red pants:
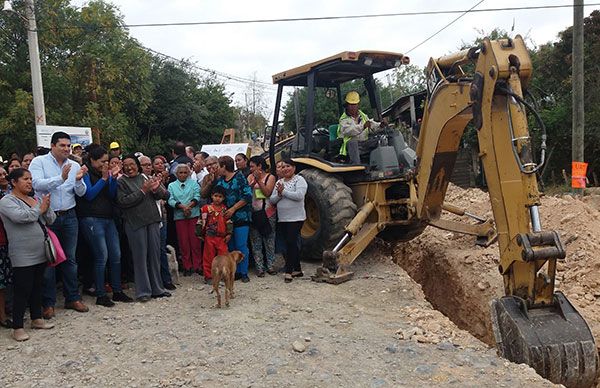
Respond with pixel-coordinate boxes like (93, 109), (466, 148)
(175, 218), (203, 271)
(203, 235), (229, 279)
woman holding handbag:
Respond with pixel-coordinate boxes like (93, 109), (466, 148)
(0, 168), (56, 341)
(247, 156), (277, 276)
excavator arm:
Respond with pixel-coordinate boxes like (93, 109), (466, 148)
(416, 36), (598, 387)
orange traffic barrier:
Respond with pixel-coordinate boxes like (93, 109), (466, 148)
(571, 161), (588, 189)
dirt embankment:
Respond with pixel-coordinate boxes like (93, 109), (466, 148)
(394, 183), (600, 350)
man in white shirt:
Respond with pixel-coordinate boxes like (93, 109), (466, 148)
(29, 131), (89, 318)
(193, 151), (209, 186)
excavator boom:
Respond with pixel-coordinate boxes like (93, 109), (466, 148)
(416, 36), (598, 387)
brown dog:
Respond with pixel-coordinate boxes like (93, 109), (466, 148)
(212, 250), (244, 308)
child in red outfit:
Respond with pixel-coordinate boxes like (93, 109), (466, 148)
(198, 186), (232, 284)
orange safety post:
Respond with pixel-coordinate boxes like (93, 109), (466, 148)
(571, 161), (588, 189)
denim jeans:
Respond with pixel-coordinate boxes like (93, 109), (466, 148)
(43, 209), (81, 307)
(159, 223), (172, 285)
(79, 217), (122, 297)
(228, 225), (250, 276)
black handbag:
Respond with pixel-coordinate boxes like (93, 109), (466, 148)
(252, 199), (272, 237)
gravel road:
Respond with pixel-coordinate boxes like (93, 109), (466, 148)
(0, 246), (553, 387)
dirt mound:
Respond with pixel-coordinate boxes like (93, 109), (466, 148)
(394, 183), (600, 349)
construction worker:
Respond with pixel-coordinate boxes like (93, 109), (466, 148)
(70, 143), (83, 165)
(71, 143), (83, 157)
(337, 91), (385, 164)
(109, 141), (121, 159)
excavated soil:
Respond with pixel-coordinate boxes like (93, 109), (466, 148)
(394, 183), (600, 352)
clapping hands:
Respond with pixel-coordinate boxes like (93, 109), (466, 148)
(101, 164), (109, 180)
(76, 165), (88, 181)
(40, 194), (51, 214)
(110, 164), (121, 177)
(141, 176), (161, 194)
(61, 164), (72, 181)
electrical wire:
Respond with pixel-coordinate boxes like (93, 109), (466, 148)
(145, 47), (275, 88)
(405, 0), (485, 54)
(50, 3), (599, 30)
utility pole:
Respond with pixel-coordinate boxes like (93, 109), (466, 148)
(572, 0), (585, 193)
(24, 0), (46, 125)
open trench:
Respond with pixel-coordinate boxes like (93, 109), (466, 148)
(392, 238), (502, 346)
(392, 238), (600, 388)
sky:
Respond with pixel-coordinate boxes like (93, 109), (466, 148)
(68, 0), (598, 112)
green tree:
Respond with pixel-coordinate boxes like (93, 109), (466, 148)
(142, 59), (235, 155)
(531, 10), (600, 182)
(0, 0), (236, 159)
(0, 0), (152, 154)
(380, 64), (426, 108)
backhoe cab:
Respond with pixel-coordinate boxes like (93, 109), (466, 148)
(269, 51), (415, 177)
(269, 38), (598, 387)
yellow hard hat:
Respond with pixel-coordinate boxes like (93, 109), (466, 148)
(71, 143), (82, 149)
(109, 141), (120, 150)
(345, 91), (360, 104)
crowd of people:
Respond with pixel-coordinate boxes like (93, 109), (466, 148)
(0, 132), (308, 342)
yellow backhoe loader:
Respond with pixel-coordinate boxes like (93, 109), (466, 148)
(267, 37), (598, 387)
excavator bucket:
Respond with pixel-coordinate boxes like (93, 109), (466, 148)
(311, 251), (355, 284)
(491, 292), (598, 387)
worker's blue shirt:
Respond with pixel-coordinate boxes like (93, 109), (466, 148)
(29, 153), (87, 211)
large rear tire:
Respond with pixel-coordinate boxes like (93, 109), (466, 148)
(299, 169), (357, 259)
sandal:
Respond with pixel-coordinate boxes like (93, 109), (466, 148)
(284, 274), (293, 283)
(0, 318), (13, 329)
(266, 269), (278, 275)
(291, 271), (304, 278)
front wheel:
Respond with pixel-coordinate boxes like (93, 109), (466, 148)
(299, 169), (357, 259)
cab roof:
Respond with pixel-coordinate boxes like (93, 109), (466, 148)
(272, 50), (408, 87)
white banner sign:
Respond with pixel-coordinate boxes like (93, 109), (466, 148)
(36, 125), (93, 148)
(200, 143), (249, 159)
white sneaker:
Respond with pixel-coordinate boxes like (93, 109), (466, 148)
(31, 319), (55, 330)
(12, 328), (30, 341)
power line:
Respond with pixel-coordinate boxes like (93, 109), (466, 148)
(61, 3), (599, 30)
(144, 47), (275, 89)
(405, 0), (486, 54)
